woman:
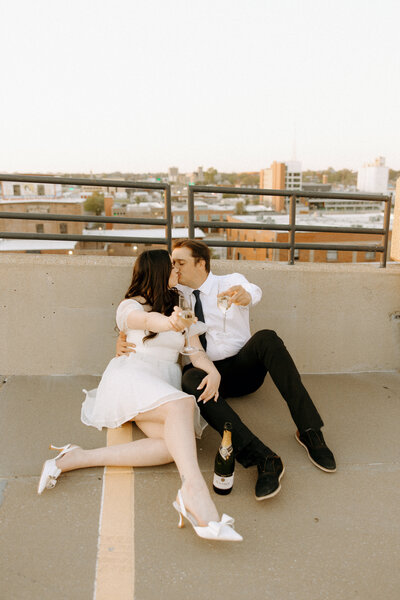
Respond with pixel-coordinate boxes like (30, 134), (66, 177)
(38, 249), (242, 542)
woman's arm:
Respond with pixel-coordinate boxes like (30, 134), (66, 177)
(126, 306), (185, 333)
(188, 335), (221, 403)
(116, 304), (188, 356)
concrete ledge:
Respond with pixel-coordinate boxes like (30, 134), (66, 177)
(1, 254), (399, 375)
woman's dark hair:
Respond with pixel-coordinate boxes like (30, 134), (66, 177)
(124, 249), (179, 341)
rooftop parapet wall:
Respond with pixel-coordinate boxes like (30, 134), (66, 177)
(390, 177), (400, 261)
(0, 255), (399, 376)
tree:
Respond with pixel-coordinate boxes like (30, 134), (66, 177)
(84, 191), (105, 215)
(238, 172), (259, 187)
(221, 172), (238, 186)
(235, 201), (246, 215)
(204, 168), (218, 185)
(134, 195), (148, 204)
(302, 169), (357, 186)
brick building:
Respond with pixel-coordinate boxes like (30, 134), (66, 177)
(226, 213), (392, 263)
(259, 161), (302, 212)
(171, 203), (235, 234)
(0, 198), (87, 237)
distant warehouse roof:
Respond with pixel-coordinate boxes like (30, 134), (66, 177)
(0, 196), (85, 204)
(0, 228), (204, 252)
(0, 239), (77, 252)
(232, 211), (393, 229)
(82, 227), (205, 239)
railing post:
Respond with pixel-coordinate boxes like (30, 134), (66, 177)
(380, 196), (391, 268)
(188, 186), (195, 239)
(164, 184), (172, 252)
(288, 195), (296, 265)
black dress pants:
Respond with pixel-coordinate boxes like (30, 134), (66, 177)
(182, 329), (324, 467)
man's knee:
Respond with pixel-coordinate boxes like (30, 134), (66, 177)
(252, 329), (283, 350)
(182, 367), (207, 397)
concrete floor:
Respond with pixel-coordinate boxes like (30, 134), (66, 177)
(0, 372), (399, 600)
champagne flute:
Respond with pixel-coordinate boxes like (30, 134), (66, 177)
(217, 282), (231, 333)
(178, 295), (197, 355)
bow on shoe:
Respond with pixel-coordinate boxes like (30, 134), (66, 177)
(46, 476), (58, 489)
(208, 514), (235, 537)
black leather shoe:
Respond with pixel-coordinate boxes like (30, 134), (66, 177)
(255, 454), (285, 500)
(295, 429), (336, 472)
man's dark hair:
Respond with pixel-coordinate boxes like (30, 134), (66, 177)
(173, 239), (211, 273)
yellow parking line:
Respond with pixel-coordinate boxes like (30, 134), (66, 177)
(94, 423), (134, 600)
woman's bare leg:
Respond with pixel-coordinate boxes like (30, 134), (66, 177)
(136, 397), (219, 525)
(56, 398), (219, 525)
(56, 420), (172, 471)
(57, 438), (173, 469)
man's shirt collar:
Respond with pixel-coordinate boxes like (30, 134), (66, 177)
(196, 271), (216, 296)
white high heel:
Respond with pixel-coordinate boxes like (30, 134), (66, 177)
(37, 444), (79, 495)
(173, 489), (243, 542)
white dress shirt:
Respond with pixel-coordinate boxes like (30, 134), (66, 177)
(177, 271), (262, 362)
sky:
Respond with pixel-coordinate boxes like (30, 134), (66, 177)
(1, 0), (399, 174)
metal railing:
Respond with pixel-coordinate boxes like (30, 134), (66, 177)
(0, 174), (172, 251)
(187, 185), (392, 267)
(0, 174), (392, 266)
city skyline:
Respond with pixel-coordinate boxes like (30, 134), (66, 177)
(3, 161), (398, 180)
(1, 0), (399, 173)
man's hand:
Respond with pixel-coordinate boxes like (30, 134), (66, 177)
(219, 285), (251, 307)
(197, 371), (221, 403)
(116, 331), (136, 356)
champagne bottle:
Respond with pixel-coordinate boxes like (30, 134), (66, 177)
(213, 422), (235, 495)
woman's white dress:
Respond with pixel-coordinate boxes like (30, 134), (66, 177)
(81, 299), (207, 437)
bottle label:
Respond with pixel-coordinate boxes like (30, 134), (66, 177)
(219, 445), (233, 459)
(213, 473), (234, 490)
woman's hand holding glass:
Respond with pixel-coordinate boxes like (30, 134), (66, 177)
(168, 306), (191, 331)
(115, 306), (195, 357)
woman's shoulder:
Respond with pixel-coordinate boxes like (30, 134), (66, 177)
(118, 298), (142, 310)
(116, 298), (148, 333)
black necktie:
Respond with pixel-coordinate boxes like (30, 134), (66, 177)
(193, 290), (207, 350)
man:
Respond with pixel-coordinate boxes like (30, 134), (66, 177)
(118, 239), (336, 500)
